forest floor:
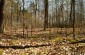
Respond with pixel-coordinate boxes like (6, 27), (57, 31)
(0, 28), (85, 55)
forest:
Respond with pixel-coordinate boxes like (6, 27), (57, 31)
(0, 0), (85, 55)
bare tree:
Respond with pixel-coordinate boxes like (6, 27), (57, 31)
(0, 0), (5, 33)
(70, 0), (75, 39)
(44, 0), (48, 30)
(22, 0), (25, 37)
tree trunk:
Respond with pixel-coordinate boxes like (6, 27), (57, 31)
(0, 0), (5, 33)
(70, 0), (75, 39)
(44, 0), (48, 30)
(72, 0), (75, 39)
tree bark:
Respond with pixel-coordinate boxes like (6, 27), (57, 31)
(70, 0), (75, 39)
(44, 0), (48, 30)
(72, 0), (75, 39)
(0, 0), (5, 33)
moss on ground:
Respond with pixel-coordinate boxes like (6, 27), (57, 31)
(0, 49), (3, 55)
(50, 37), (64, 43)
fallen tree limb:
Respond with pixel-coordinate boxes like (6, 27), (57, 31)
(69, 40), (85, 44)
(0, 44), (51, 49)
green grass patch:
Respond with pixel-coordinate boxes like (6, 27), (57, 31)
(29, 36), (40, 38)
(68, 39), (78, 43)
(66, 38), (79, 43)
(50, 37), (64, 43)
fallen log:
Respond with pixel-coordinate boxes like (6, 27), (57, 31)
(0, 44), (51, 49)
(69, 40), (85, 44)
